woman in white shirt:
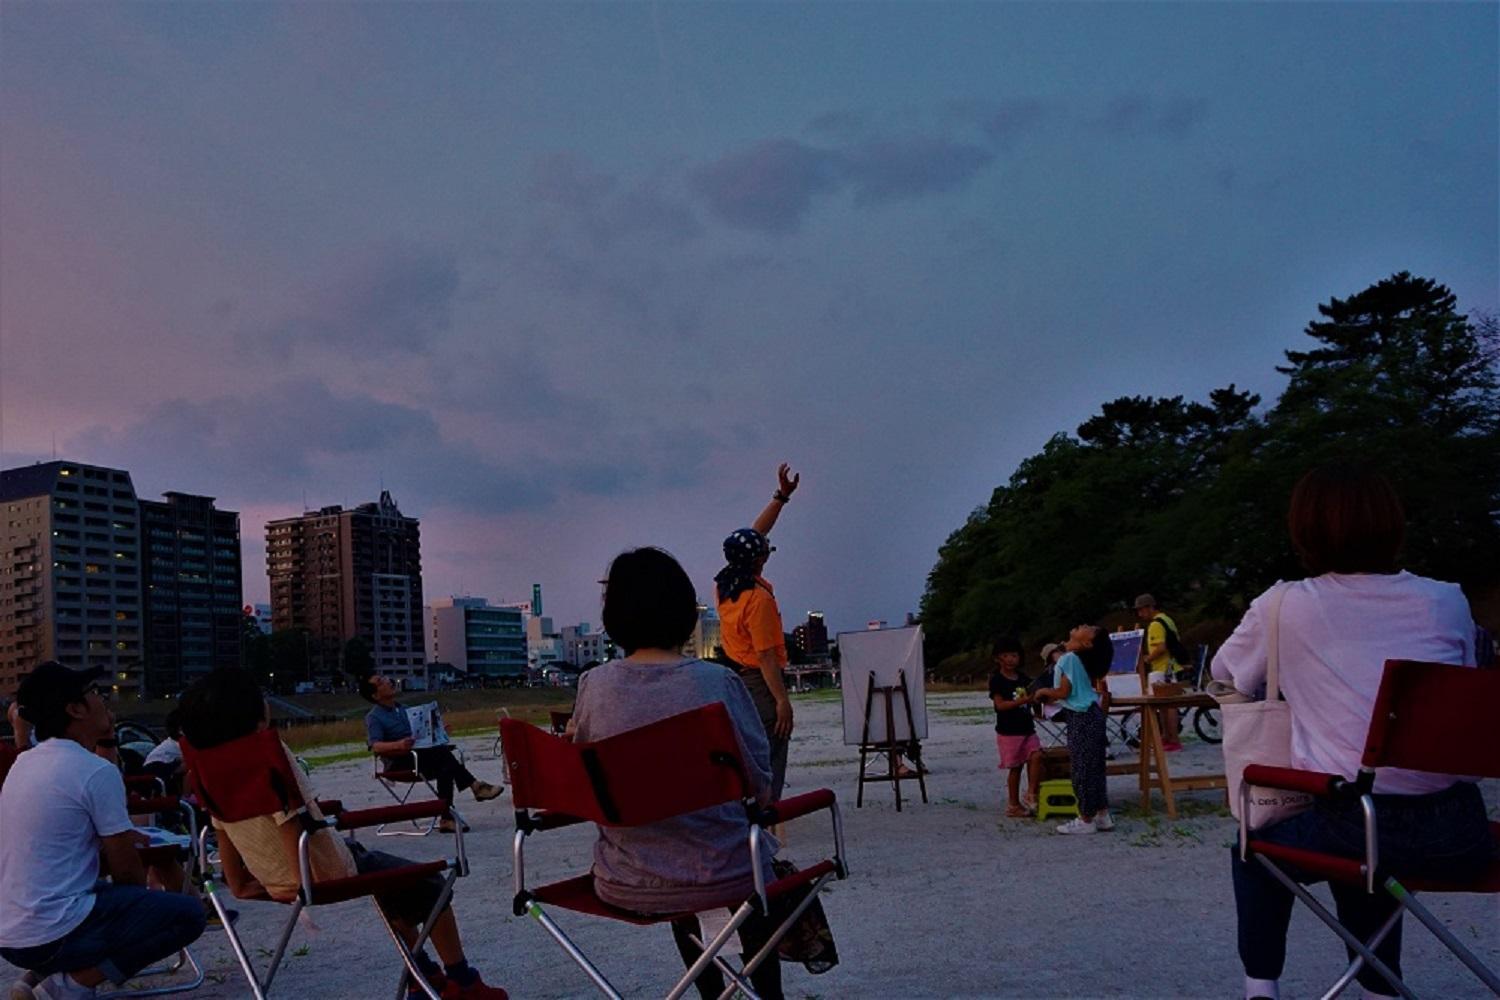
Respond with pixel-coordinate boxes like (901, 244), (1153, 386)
(1213, 464), (1492, 1000)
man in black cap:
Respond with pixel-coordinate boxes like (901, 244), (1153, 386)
(714, 464), (800, 801)
(0, 662), (206, 999)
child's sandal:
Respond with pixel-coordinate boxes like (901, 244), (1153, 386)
(1005, 805), (1030, 818)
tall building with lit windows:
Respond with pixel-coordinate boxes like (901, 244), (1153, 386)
(139, 492), (243, 695)
(0, 461), (144, 697)
(266, 491), (425, 685)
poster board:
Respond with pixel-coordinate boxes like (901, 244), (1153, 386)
(1106, 630), (1147, 697)
(839, 625), (927, 746)
(1109, 629), (1143, 673)
(405, 702), (449, 749)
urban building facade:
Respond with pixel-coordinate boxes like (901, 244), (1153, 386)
(560, 623), (612, 667)
(682, 604), (722, 661)
(0, 462), (143, 697)
(427, 596), (527, 682)
(792, 611), (829, 658)
(266, 491), (425, 685)
(139, 492), (243, 694)
(525, 614), (563, 671)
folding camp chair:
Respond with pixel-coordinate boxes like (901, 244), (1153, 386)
(500, 704), (848, 1000)
(183, 729), (469, 1000)
(1241, 659), (1500, 999)
(372, 745), (467, 837)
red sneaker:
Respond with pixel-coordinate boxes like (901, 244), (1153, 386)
(1162, 741), (1185, 753)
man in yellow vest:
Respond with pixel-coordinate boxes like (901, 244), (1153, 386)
(1135, 593), (1184, 751)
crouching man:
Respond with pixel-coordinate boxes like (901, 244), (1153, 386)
(0, 662), (206, 999)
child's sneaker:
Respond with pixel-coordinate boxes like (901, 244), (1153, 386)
(1094, 810), (1115, 832)
(1055, 817), (1096, 835)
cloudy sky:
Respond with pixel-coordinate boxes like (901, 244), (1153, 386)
(2, 2), (1495, 634)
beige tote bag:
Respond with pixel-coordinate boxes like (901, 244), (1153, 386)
(1212, 583), (1313, 830)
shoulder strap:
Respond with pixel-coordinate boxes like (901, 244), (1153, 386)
(1264, 583), (1289, 700)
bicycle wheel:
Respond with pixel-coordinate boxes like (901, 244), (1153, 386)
(1193, 706), (1222, 744)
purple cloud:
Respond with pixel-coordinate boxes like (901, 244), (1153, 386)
(1097, 96), (1209, 138)
(839, 136), (995, 206)
(689, 139), (842, 234)
(258, 245), (460, 357)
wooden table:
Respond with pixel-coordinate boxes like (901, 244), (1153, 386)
(1108, 692), (1227, 819)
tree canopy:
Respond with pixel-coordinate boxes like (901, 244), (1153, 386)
(920, 273), (1500, 672)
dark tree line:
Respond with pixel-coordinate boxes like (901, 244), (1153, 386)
(920, 273), (1500, 674)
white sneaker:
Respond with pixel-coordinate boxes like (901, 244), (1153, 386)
(1094, 810), (1115, 831)
(33, 973), (95, 1000)
(1055, 817), (1096, 835)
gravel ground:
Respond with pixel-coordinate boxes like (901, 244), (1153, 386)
(6, 690), (1497, 998)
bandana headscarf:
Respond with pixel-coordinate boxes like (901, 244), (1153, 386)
(715, 528), (770, 604)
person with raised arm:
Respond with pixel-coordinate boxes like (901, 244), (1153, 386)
(715, 464), (800, 801)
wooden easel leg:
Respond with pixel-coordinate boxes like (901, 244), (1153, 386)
(898, 678), (929, 804)
(885, 692), (901, 812)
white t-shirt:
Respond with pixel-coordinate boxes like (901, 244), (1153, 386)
(0, 738), (133, 947)
(143, 737), (182, 769)
(1212, 571), (1476, 795)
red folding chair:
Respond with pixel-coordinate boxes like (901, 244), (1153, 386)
(371, 743), (472, 837)
(1241, 659), (1500, 999)
(183, 729), (469, 1000)
(500, 703), (848, 1000)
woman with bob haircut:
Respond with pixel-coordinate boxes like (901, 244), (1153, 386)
(571, 546), (784, 1000)
(1212, 464), (1492, 1000)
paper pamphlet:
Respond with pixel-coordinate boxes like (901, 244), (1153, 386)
(134, 825), (192, 850)
(405, 702), (449, 749)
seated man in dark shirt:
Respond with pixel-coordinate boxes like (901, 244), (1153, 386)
(359, 673), (502, 832)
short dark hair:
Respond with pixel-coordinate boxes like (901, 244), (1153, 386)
(601, 548), (699, 656)
(1076, 626), (1114, 680)
(991, 634), (1022, 657)
(163, 708), (182, 741)
(179, 668), (266, 750)
(356, 672), (380, 703)
(1287, 464), (1405, 575)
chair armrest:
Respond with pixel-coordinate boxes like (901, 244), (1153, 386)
(755, 788), (835, 826)
(516, 810), (587, 834)
(127, 794), (181, 814)
(314, 799), (344, 816)
(334, 800), (448, 831)
(1242, 764), (1347, 798)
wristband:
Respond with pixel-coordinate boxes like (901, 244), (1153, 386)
(773, 492), (790, 504)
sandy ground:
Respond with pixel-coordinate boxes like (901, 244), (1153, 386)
(6, 690), (1497, 999)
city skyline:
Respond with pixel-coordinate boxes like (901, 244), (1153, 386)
(2, 3), (1495, 634)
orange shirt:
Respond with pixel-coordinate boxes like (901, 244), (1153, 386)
(716, 578), (788, 670)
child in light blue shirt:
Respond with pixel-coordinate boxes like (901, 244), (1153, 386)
(1034, 624), (1114, 834)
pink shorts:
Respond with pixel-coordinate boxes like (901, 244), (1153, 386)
(996, 732), (1041, 769)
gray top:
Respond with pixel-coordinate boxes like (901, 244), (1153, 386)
(572, 656), (776, 913)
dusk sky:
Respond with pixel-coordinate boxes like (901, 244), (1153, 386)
(1, 3), (1495, 635)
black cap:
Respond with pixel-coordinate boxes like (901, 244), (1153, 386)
(15, 661), (108, 727)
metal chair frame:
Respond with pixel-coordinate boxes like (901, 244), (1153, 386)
(372, 745), (467, 837)
(1240, 659), (1500, 999)
(197, 799), (469, 1000)
(502, 708), (848, 1000)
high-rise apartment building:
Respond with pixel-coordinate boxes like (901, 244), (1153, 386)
(266, 491), (424, 684)
(792, 611), (829, 658)
(139, 492), (243, 694)
(427, 597), (527, 682)
(0, 462), (143, 697)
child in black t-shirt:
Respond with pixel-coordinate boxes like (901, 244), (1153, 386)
(987, 636), (1041, 817)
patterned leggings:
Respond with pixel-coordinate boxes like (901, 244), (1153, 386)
(1065, 703), (1108, 817)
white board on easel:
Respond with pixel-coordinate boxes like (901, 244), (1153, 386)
(839, 625), (928, 746)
